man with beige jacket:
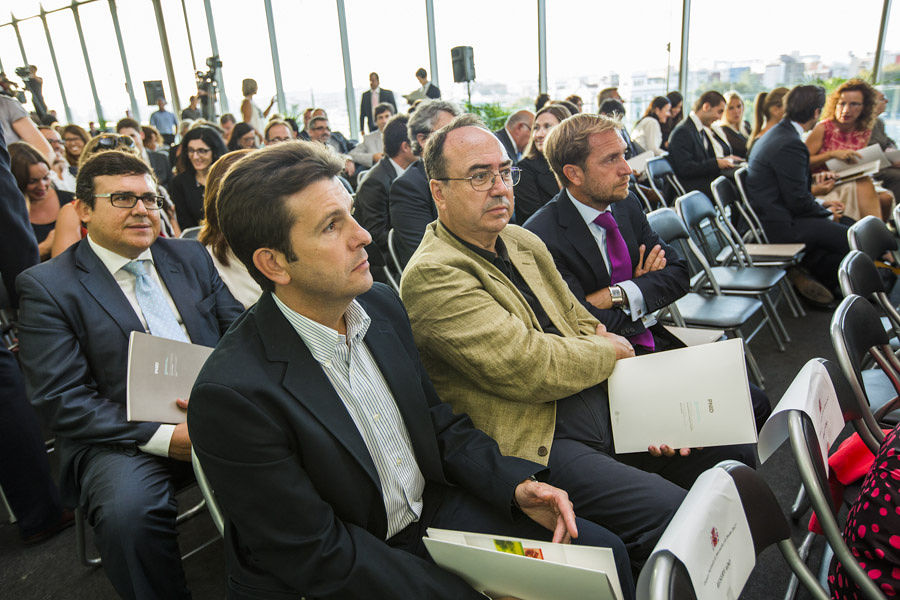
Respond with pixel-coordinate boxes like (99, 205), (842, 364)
(399, 115), (755, 569)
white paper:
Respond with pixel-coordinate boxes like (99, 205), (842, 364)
(826, 144), (890, 172)
(757, 359), (844, 468)
(650, 468), (756, 600)
(662, 326), (725, 347)
(626, 150), (655, 174)
(424, 528), (621, 600)
(607, 338), (757, 453)
(126, 331), (214, 424)
(885, 148), (900, 165)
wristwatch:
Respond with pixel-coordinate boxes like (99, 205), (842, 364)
(609, 285), (626, 308)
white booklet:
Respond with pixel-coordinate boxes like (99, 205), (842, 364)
(126, 331), (213, 424)
(607, 337), (757, 453)
(423, 528), (623, 600)
(825, 144), (889, 173)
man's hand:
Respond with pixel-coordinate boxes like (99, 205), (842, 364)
(648, 444), (694, 457)
(822, 198), (844, 216)
(812, 179), (836, 196)
(595, 323), (635, 359)
(168, 398), (191, 461)
(372, 152), (384, 162)
(634, 244), (666, 277)
(344, 159), (356, 177)
(716, 157), (734, 169)
(514, 479), (578, 544)
(830, 149), (861, 162)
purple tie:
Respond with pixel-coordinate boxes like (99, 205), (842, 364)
(593, 211), (655, 350)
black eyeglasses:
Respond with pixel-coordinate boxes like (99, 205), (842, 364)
(94, 192), (164, 210)
(437, 166), (521, 191)
(95, 135), (135, 150)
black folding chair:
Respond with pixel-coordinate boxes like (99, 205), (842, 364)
(644, 157), (686, 208)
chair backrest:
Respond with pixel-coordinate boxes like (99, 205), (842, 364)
(387, 229), (404, 276)
(630, 174), (654, 212)
(180, 226), (202, 240)
(848, 216), (899, 262)
(839, 251), (900, 340)
(710, 176), (756, 265)
(645, 157), (685, 207)
(191, 450), (224, 537)
(732, 166), (769, 244)
(676, 190), (744, 272)
(647, 207), (722, 294)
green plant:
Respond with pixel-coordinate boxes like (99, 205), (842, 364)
(464, 101), (511, 130)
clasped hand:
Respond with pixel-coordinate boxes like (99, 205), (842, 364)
(168, 398), (192, 461)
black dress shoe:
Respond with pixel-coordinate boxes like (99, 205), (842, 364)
(21, 508), (75, 545)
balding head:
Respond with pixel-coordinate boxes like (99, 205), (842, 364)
(505, 109), (535, 153)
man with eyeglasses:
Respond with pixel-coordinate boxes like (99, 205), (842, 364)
(16, 150), (242, 599)
(38, 124), (75, 192)
(264, 120), (293, 146)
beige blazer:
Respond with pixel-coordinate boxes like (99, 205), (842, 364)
(400, 221), (617, 465)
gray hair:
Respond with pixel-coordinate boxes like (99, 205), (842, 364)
(408, 99), (460, 156)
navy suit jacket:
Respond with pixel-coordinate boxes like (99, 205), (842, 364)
(524, 190), (690, 339)
(360, 88), (397, 132)
(188, 285), (539, 600)
(389, 159), (434, 268)
(667, 117), (732, 195)
(494, 127), (519, 164)
(745, 118), (832, 225)
(514, 155), (559, 225)
(425, 83), (441, 99)
(356, 156), (399, 267)
(16, 237), (243, 502)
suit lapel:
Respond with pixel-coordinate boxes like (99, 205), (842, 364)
(75, 240), (145, 337)
(556, 192), (610, 287)
(504, 233), (570, 333)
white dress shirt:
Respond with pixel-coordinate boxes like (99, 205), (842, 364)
(87, 235), (187, 457)
(631, 117), (665, 156)
(389, 157), (411, 180)
(689, 111), (726, 158)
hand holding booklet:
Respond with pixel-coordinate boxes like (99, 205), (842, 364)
(607, 338), (757, 454)
(423, 528), (623, 600)
(126, 331), (214, 424)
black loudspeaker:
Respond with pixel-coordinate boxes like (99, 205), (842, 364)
(451, 46), (475, 83)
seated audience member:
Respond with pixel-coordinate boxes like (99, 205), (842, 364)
(524, 113), (771, 431)
(263, 120), (293, 146)
(141, 125), (162, 151)
(117, 117), (171, 189)
(828, 424), (900, 599)
(667, 90), (742, 196)
(598, 99), (645, 160)
(598, 87), (623, 104)
(564, 94), (584, 113)
(495, 109), (535, 164)
(660, 90), (683, 148)
(514, 103), (571, 225)
(60, 123), (89, 176)
(9, 141), (74, 259)
(227, 121), (257, 151)
(38, 124), (75, 192)
(190, 140), (635, 600)
(354, 114), (416, 272)
(219, 113), (236, 144)
(0, 126), (72, 546)
(350, 102), (394, 168)
(416, 67), (441, 99)
(713, 91), (751, 159)
(806, 79), (892, 221)
(17, 151), (242, 599)
(0, 92), (53, 161)
(306, 114), (357, 180)
(871, 89), (900, 202)
(170, 126), (227, 229)
(630, 96), (671, 157)
(311, 108), (356, 157)
(747, 87), (788, 150)
(389, 99), (459, 268)
(745, 85), (850, 302)
(535, 92), (551, 112)
(283, 117), (300, 139)
(197, 149), (260, 309)
(399, 115), (756, 569)
(180, 95), (202, 121)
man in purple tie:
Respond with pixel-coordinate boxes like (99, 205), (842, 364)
(400, 114), (756, 573)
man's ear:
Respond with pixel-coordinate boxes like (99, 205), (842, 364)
(562, 164), (583, 188)
(75, 198), (93, 224)
(253, 248), (292, 288)
(429, 179), (446, 212)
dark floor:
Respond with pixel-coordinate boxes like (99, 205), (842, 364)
(0, 297), (849, 599)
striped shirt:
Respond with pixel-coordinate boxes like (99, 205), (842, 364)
(272, 294), (425, 538)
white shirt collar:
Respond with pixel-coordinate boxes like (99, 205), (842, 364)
(689, 111), (709, 134)
(86, 234), (154, 276)
(420, 81), (431, 92)
(789, 120), (805, 137)
(565, 188), (609, 227)
(272, 293), (371, 366)
(388, 157), (409, 178)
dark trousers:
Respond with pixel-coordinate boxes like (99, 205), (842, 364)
(764, 217), (850, 290)
(388, 481), (635, 600)
(546, 384), (756, 570)
(0, 346), (64, 537)
(78, 446), (193, 600)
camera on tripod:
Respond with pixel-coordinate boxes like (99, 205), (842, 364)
(194, 55), (221, 122)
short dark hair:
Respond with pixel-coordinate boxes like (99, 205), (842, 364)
(422, 114), (486, 181)
(284, 117), (299, 135)
(227, 122), (255, 151)
(75, 150), (153, 208)
(216, 141), (344, 292)
(220, 113), (236, 126)
(116, 117), (140, 133)
(374, 102), (395, 119)
(177, 126), (227, 174)
(693, 90), (726, 112)
(598, 99), (625, 117)
(784, 85), (827, 124)
(415, 68), (427, 79)
(383, 113), (410, 157)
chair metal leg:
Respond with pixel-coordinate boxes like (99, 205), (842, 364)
(781, 279), (806, 318)
(780, 537), (830, 600)
(734, 330), (765, 388)
(1, 485), (15, 524)
(75, 507), (102, 567)
(765, 290), (792, 343)
(791, 485), (810, 522)
(818, 543), (835, 591)
(759, 297), (787, 351)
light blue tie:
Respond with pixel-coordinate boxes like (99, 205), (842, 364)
(121, 260), (189, 342)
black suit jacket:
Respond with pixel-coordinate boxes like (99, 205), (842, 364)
(0, 126), (38, 307)
(16, 237), (243, 502)
(189, 285), (539, 600)
(745, 119), (832, 225)
(360, 88), (397, 132)
(147, 150), (172, 189)
(356, 156), (399, 267)
(425, 83), (441, 99)
(494, 127), (519, 164)
(514, 155), (559, 225)
(667, 117), (732, 195)
(524, 190), (690, 339)
(389, 159), (434, 268)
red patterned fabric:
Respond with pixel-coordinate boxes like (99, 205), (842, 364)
(814, 119), (872, 173)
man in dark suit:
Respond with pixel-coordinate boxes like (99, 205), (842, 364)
(360, 72), (397, 133)
(416, 67), (441, 99)
(525, 113), (771, 430)
(16, 151), (243, 599)
(494, 109), (534, 164)
(192, 140), (634, 600)
(389, 99), (459, 267)
(667, 90), (742, 196)
(0, 124), (72, 545)
(355, 114), (417, 273)
(745, 85), (850, 295)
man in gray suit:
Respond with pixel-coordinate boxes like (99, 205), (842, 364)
(350, 102), (394, 168)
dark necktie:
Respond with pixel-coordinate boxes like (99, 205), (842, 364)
(592, 211), (655, 350)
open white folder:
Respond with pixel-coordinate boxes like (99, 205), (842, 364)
(423, 528), (623, 600)
(826, 144), (889, 174)
(126, 331), (213, 424)
(607, 337), (757, 454)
